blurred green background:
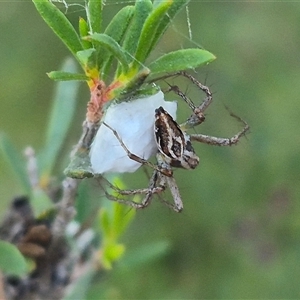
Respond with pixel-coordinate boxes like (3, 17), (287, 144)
(1, 1), (300, 299)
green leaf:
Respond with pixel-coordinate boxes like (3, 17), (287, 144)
(99, 208), (111, 238)
(31, 188), (54, 218)
(39, 58), (80, 178)
(133, 0), (172, 69)
(87, 0), (103, 34)
(101, 5), (135, 79)
(115, 67), (150, 102)
(0, 133), (31, 193)
(0, 241), (28, 276)
(32, 0), (83, 57)
(112, 201), (135, 239)
(79, 17), (92, 49)
(102, 243), (125, 269)
(85, 33), (129, 73)
(148, 49), (216, 75)
(99, 178), (135, 239)
(150, 0), (190, 53)
(122, 0), (152, 58)
(47, 71), (89, 81)
(76, 48), (97, 70)
(106, 243), (125, 261)
(63, 267), (96, 300)
(75, 181), (93, 224)
(119, 240), (170, 269)
(114, 0), (152, 78)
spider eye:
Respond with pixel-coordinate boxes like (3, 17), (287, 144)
(185, 140), (194, 152)
(181, 134), (199, 169)
(155, 106), (167, 115)
(183, 152), (199, 169)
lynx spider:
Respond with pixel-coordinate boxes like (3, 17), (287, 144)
(101, 71), (249, 212)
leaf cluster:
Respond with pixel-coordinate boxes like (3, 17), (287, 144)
(32, 0), (215, 99)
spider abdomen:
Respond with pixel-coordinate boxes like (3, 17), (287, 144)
(155, 106), (199, 170)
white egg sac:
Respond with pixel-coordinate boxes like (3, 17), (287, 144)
(89, 91), (177, 174)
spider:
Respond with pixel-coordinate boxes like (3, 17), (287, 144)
(100, 71), (249, 212)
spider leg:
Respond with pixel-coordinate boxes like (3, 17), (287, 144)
(156, 175), (183, 212)
(143, 166), (171, 203)
(176, 71), (213, 129)
(191, 114), (249, 146)
(167, 176), (183, 212)
(102, 122), (172, 177)
(155, 153), (183, 212)
(161, 71), (213, 129)
(97, 176), (148, 209)
(101, 171), (166, 210)
(178, 71), (213, 113)
(140, 170), (165, 208)
(165, 83), (206, 129)
(165, 83), (197, 112)
(148, 70), (215, 129)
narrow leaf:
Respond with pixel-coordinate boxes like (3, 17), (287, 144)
(85, 33), (129, 73)
(76, 48), (97, 70)
(133, 0), (172, 69)
(75, 181), (91, 223)
(148, 49), (216, 75)
(113, 67), (150, 102)
(63, 267), (96, 300)
(32, 0), (83, 56)
(101, 5), (135, 79)
(39, 58), (80, 178)
(0, 241), (28, 276)
(105, 177), (136, 238)
(99, 208), (111, 238)
(0, 133), (31, 193)
(120, 241), (170, 269)
(47, 71), (89, 81)
(150, 0), (190, 52)
(115, 0), (152, 78)
(112, 201), (135, 239)
(87, 0), (103, 34)
(31, 188), (54, 218)
(103, 243), (125, 268)
(86, 0), (103, 70)
(122, 0), (152, 58)
(79, 17), (92, 49)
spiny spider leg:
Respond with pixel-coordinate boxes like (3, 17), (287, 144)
(165, 83), (197, 112)
(142, 170), (167, 209)
(142, 166), (170, 205)
(156, 174), (183, 212)
(178, 71), (213, 113)
(161, 71), (213, 129)
(163, 71), (249, 144)
(149, 71), (212, 115)
(191, 112), (250, 145)
(102, 122), (172, 177)
(149, 70), (212, 113)
(101, 170), (166, 210)
(166, 83), (205, 130)
(148, 71), (211, 128)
